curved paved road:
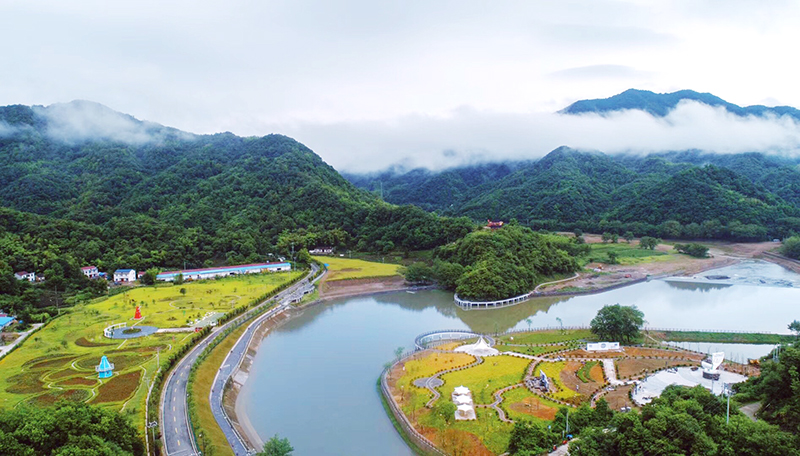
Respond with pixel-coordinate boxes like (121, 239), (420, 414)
(161, 266), (317, 456)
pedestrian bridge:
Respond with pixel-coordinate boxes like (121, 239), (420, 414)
(414, 329), (495, 350)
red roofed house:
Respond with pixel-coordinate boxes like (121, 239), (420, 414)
(81, 266), (100, 279)
(14, 271), (36, 282)
(487, 220), (504, 229)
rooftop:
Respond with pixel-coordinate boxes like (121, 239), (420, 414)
(158, 262), (290, 277)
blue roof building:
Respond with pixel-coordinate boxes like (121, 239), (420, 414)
(0, 316), (14, 330)
(96, 355), (115, 379)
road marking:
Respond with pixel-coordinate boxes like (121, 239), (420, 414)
(173, 406), (175, 411)
(174, 416), (176, 422)
(175, 427), (178, 434)
(177, 439), (181, 446)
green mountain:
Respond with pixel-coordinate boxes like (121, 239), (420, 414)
(347, 147), (800, 240)
(0, 102), (473, 315)
(560, 88), (800, 120)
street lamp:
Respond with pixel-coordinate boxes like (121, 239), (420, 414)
(146, 421), (158, 453)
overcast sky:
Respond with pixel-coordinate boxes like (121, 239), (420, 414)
(2, 0), (800, 171)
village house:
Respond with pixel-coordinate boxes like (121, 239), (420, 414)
(81, 265), (100, 279)
(156, 262), (291, 282)
(13, 271), (35, 282)
(309, 246), (334, 255)
(113, 269), (137, 283)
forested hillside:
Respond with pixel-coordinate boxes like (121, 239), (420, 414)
(0, 102), (473, 316)
(349, 148), (800, 241)
(560, 88), (800, 120)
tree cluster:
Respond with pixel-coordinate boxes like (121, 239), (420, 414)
(0, 401), (145, 455)
(589, 304), (644, 343)
(674, 243), (710, 258)
(431, 224), (581, 301)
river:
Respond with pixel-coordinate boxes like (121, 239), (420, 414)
(238, 260), (799, 455)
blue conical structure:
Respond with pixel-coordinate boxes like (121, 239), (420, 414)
(95, 355), (115, 379)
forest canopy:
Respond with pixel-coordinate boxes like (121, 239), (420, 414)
(433, 224), (581, 301)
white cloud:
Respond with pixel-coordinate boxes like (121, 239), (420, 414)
(281, 101), (800, 172)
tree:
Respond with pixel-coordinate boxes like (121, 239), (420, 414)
(508, 421), (557, 455)
(639, 236), (660, 250)
(781, 236), (800, 260)
(590, 304), (644, 343)
(623, 231), (634, 243)
(257, 434), (294, 456)
(601, 232), (612, 243)
(402, 262), (434, 284)
(610, 233), (619, 244)
(606, 252), (618, 264)
(173, 273), (184, 285)
(180, 287), (187, 295)
(790, 320), (800, 337)
(674, 243), (709, 258)
(140, 268), (159, 285)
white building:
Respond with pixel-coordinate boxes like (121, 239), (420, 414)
(309, 247), (334, 255)
(14, 271), (35, 282)
(156, 262), (291, 282)
(114, 269), (137, 283)
(586, 342), (621, 352)
(81, 266), (99, 279)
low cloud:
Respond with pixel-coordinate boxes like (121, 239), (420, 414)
(0, 121), (20, 137)
(281, 101), (800, 173)
(33, 100), (194, 145)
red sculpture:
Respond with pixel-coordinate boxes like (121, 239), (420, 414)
(134, 306), (142, 320)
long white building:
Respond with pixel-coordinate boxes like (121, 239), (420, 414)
(156, 262), (291, 282)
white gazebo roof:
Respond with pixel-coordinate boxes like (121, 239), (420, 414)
(454, 336), (500, 357)
(457, 404), (473, 412)
(453, 395), (472, 405)
(453, 385), (471, 395)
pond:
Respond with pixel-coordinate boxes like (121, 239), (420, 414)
(239, 260), (799, 455)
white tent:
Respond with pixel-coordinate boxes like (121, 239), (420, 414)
(453, 386), (471, 396)
(453, 395), (472, 405)
(457, 404), (473, 414)
(454, 336), (499, 357)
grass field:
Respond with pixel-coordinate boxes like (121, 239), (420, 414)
(439, 355), (531, 405)
(313, 256), (401, 281)
(653, 330), (795, 345)
(0, 271), (300, 433)
(497, 329), (593, 345)
(189, 325), (248, 456)
(586, 243), (669, 265)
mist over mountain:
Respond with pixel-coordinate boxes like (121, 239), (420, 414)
(0, 102), (472, 283)
(561, 89), (800, 120)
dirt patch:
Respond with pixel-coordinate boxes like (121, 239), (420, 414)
(589, 363), (605, 383)
(616, 358), (693, 379)
(75, 353), (148, 371)
(75, 337), (114, 347)
(28, 389), (90, 406)
(94, 370), (141, 403)
(26, 355), (78, 370)
(508, 395), (559, 420)
(49, 368), (81, 380)
(319, 275), (409, 299)
(559, 361), (603, 400)
(58, 376), (98, 387)
(603, 384), (635, 411)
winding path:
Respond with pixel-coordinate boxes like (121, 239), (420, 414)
(423, 355), (484, 407)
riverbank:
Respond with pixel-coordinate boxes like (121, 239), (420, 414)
(542, 238), (779, 294)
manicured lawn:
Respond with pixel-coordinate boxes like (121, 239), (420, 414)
(654, 330), (794, 344)
(190, 325), (248, 456)
(439, 355), (531, 405)
(497, 329), (593, 345)
(313, 256), (400, 281)
(533, 362), (580, 400)
(0, 271), (300, 434)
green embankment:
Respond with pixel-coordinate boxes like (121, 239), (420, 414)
(653, 330), (794, 345)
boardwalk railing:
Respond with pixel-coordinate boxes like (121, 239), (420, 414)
(454, 292), (532, 310)
(380, 360), (447, 456)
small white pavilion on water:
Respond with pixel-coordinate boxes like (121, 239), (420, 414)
(454, 336), (499, 357)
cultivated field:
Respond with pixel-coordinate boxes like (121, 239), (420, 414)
(313, 255), (400, 281)
(0, 271), (300, 431)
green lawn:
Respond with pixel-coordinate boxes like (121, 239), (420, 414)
(439, 355), (531, 405)
(586, 243), (669, 265)
(654, 330), (794, 345)
(496, 329), (593, 345)
(313, 256), (401, 281)
(0, 271), (300, 433)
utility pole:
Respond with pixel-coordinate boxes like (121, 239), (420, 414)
(726, 384), (731, 424)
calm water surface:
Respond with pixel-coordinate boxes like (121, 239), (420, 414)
(240, 261), (800, 455)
